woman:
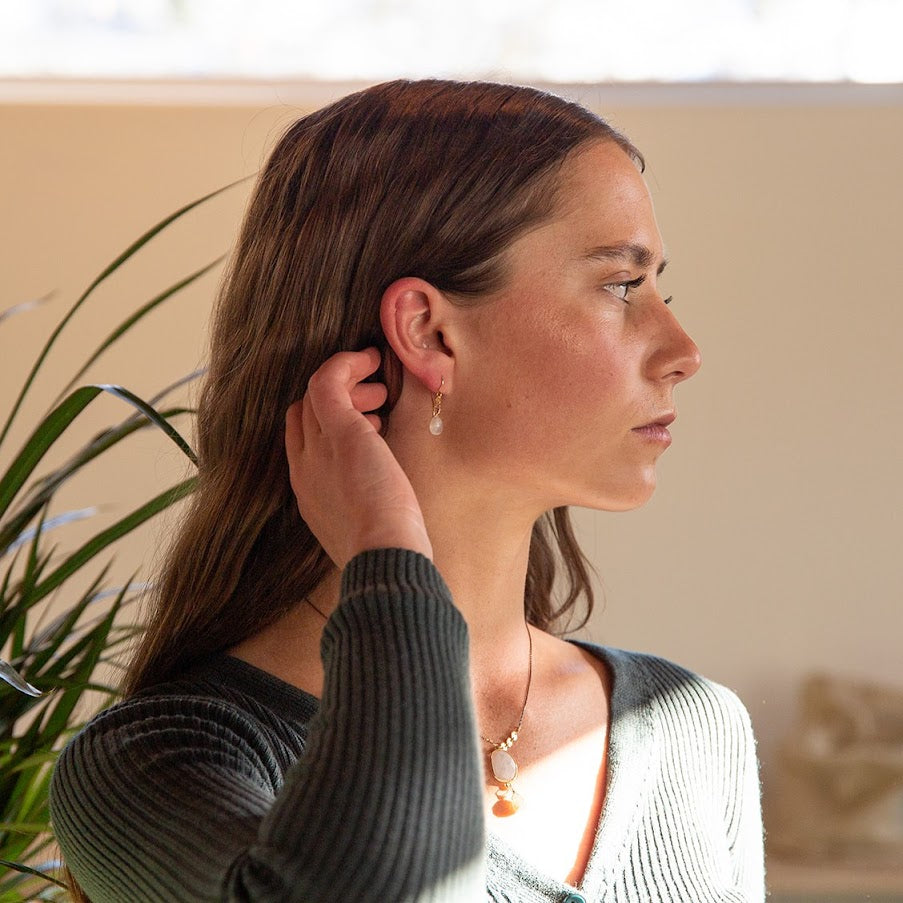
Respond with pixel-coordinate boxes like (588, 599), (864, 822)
(50, 79), (764, 902)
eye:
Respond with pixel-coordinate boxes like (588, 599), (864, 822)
(604, 275), (645, 301)
(603, 275), (673, 305)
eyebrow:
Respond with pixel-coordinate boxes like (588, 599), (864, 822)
(581, 242), (669, 276)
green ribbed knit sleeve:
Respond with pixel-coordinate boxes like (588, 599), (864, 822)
(50, 548), (487, 902)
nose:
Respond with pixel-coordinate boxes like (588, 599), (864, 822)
(649, 307), (702, 384)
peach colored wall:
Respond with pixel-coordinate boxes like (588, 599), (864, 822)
(2, 85), (901, 840)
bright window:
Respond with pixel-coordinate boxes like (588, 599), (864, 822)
(2, 0), (902, 83)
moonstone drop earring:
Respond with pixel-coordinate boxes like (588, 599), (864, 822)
(429, 378), (444, 436)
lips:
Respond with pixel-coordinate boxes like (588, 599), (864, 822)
(631, 413), (675, 443)
(634, 412), (675, 429)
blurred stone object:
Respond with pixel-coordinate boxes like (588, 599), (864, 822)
(770, 673), (903, 866)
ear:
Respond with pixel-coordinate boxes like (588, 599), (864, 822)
(379, 277), (455, 395)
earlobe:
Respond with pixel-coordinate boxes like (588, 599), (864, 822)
(379, 276), (454, 394)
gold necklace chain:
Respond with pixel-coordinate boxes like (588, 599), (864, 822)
(304, 597), (331, 621)
(479, 622), (533, 749)
(481, 622), (533, 816)
(307, 594), (532, 814)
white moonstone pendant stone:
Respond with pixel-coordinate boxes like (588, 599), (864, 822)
(490, 748), (518, 784)
(429, 414), (444, 436)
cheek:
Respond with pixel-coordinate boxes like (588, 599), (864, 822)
(528, 313), (625, 401)
(463, 292), (633, 436)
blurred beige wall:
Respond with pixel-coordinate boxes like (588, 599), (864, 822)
(2, 85), (901, 835)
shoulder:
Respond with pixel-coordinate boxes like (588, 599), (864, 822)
(59, 689), (275, 750)
(48, 679), (304, 887)
(51, 659), (315, 822)
(51, 691), (283, 807)
(575, 643), (765, 891)
(578, 641), (756, 746)
(49, 680), (307, 901)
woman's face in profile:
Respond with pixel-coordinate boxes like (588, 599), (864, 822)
(454, 138), (701, 514)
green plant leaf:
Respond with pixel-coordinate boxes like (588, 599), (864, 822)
(25, 584), (145, 656)
(0, 293), (53, 326)
(0, 546), (20, 618)
(28, 478), (195, 607)
(42, 584), (127, 741)
(16, 566), (110, 679)
(0, 177), (246, 451)
(95, 385), (197, 464)
(1, 392), (196, 556)
(0, 184), (235, 887)
(19, 367), (200, 508)
(0, 663), (41, 698)
(27, 368), (201, 512)
(11, 507), (51, 660)
(56, 259), (223, 401)
(0, 384), (197, 522)
(13, 401), (194, 520)
(0, 569), (109, 744)
(0, 857), (67, 889)
(4, 752), (58, 775)
(5, 508), (98, 557)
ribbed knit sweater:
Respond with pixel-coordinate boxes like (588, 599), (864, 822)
(50, 548), (765, 902)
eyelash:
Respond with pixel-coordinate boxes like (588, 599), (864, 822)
(605, 275), (672, 305)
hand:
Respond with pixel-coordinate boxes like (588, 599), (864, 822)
(285, 347), (433, 569)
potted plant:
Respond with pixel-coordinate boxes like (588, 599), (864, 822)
(0, 185), (234, 900)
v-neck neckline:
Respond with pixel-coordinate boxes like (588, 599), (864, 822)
(486, 643), (659, 901)
(212, 642), (660, 901)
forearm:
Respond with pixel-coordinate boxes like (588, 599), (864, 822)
(230, 547), (487, 901)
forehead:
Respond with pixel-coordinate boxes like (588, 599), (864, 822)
(558, 140), (661, 248)
(508, 139), (664, 268)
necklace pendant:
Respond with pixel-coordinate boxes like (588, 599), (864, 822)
(490, 747), (518, 784)
(493, 782), (522, 816)
(490, 747), (522, 816)
(482, 621), (531, 818)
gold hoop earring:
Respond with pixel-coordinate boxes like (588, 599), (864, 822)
(429, 378), (444, 436)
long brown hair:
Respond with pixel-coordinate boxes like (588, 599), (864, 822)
(124, 79), (642, 696)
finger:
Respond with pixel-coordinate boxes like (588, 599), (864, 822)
(285, 399), (306, 474)
(363, 413), (382, 432)
(307, 348), (381, 432)
(301, 384), (320, 443)
(350, 381), (388, 412)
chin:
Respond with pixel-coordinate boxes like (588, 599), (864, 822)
(552, 465), (659, 512)
(588, 475), (658, 512)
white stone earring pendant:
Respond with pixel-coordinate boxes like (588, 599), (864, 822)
(429, 378), (444, 436)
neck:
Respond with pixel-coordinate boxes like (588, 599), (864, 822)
(385, 418), (546, 727)
(234, 405), (554, 732)
(423, 497), (536, 685)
